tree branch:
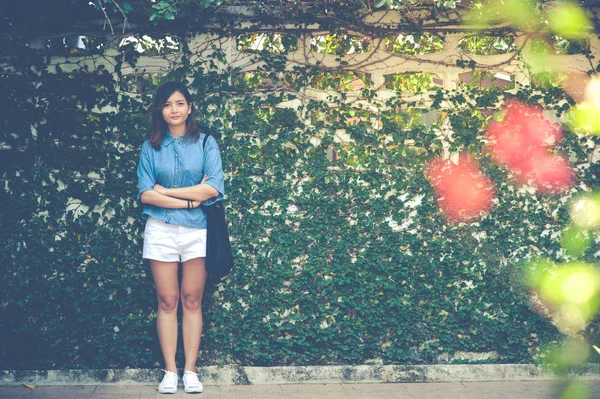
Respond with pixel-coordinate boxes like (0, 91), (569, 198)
(96, 0), (115, 35)
(110, 0), (130, 33)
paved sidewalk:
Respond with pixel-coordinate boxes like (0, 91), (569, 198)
(1, 381), (600, 399)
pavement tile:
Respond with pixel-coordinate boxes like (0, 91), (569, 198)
(0, 394), (36, 399)
(137, 393), (158, 399)
(280, 383), (347, 394)
(201, 386), (222, 399)
(402, 382), (471, 399)
(342, 383), (413, 398)
(0, 386), (33, 393)
(518, 381), (558, 395)
(218, 385), (254, 392)
(0, 388), (35, 398)
(247, 385), (285, 395)
(469, 395), (532, 399)
(402, 382), (467, 391)
(282, 394), (347, 399)
(281, 384), (350, 399)
(343, 383), (407, 392)
(25, 386), (83, 399)
(409, 395), (471, 399)
(0, 386), (37, 398)
(90, 394), (150, 399)
(238, 387), (286, 398)
(467, 380), (597, 397)
(73, 393), (98, 399)
(94, 386), (148, 394)
(464, 381), (539, 392)
(214, 385), (255, 397)
(131, 385), (160, 398)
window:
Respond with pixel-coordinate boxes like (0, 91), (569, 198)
(459, 71), (514, 90)
(385, 33), (444, 55)
(384, 72), (443, 93)
(389, 108), (446, 129)
(46, 35), (104, 55)
(458, 35), (516, 55)
(119, 35), (180, 55)
(232, 70), (297, 91)
(531, 35), (588, 55)
(310, 71), (371, 92)
(311, 34), (371, 55)
(237, 33), (297, 54)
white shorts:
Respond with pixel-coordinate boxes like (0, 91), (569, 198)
(142, 217), (207, 262)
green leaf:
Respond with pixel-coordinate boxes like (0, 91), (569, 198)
(122, 1), (133, 12)
(374, 0), (387, 8)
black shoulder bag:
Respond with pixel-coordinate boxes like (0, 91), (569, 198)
(201, 133), (234, 278)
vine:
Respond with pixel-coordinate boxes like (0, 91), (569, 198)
(1, 2), (600, 371)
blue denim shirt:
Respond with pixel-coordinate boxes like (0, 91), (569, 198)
(137, 132), (225, 229)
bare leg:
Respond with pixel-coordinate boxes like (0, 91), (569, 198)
(180, 257), (208, 371)
(150, 260), (180, 373)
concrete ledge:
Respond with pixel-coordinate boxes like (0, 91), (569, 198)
(1, 364), (599, 386)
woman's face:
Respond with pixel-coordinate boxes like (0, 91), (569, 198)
(161, 91), (192, 132)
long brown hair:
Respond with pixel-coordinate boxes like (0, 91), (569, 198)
(150, 81), (200, 150)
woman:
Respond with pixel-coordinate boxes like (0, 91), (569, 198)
(137, 81), (224, 394)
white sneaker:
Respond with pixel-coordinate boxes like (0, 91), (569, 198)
(183, 370), (203, 393)
(158, 370), (178, 394)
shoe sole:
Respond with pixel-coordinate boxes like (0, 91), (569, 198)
(158, 387), (177, 394)
(184, 386), (203, 393)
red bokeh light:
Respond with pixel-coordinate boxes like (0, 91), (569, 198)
(513, 151), (574, 193)
(426, 158), (495, 223)
(485, 99), (573, 193)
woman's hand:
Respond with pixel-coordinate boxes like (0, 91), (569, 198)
(153, 184), (169, 196)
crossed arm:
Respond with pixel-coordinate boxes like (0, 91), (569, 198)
(139, 178), (219, 209)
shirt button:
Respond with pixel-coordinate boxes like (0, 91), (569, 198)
(176, 169), (179, 172)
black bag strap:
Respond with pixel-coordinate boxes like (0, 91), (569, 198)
(202, 133), (210, 175)
(201, 133), (210, 196)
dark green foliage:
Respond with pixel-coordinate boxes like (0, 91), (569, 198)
(1, 31), (599, 371)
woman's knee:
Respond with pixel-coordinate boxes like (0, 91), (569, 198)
(181, 291), (203, 311)
(157, 294), (179, 312)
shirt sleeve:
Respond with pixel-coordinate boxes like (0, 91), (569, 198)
(137, 140), (156, 201)
(202, 135), (225, 205)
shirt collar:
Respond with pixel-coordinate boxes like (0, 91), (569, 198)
(163, 131), (190, 147)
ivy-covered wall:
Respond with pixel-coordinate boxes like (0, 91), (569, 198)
(1, 25), (600, 370)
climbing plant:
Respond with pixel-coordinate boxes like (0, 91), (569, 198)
(1, 1), (600, 370)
